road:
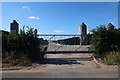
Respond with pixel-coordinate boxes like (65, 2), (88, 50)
(2, 70), (118, 78)
(47, 42), (89, 51)
(2, 43), (118, 78)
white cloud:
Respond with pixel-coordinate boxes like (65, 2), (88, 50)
(22, 6), (30, 10)
(27, 16), (40, 20)
(54, 30), (64, 33)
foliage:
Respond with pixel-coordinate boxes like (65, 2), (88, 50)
(90, 25), (120, 65)
(2, 26), (42, 66)
(103, 52), (120, 65)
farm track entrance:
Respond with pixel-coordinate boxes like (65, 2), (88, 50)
(38, 34), (94, 54)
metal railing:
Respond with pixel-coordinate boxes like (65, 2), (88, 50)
(38, 34), (91, 52)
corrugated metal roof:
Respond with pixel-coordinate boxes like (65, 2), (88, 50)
(10, 20), (18, 24)
(106, 23), (114, 28)
(79, 22), (86, 27)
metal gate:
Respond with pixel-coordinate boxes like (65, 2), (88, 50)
(38, 34), (93, 53)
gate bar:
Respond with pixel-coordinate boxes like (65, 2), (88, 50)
(43, 51), (95, 54)
(38, 34), (84, 36)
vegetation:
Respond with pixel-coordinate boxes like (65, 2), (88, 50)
(2, 26), (43, 66)
(103, 51), (120, 65)
(90, 25), (120, 65)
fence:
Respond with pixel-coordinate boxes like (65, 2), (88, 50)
(38, 34), (92, 52)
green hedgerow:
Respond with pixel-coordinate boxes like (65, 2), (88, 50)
(2, 25), (42, 66)
(90, 25), (120, 65)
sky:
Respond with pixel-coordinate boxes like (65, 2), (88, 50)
(1, 2), (118, 34)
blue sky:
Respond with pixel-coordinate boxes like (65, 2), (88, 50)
(1, 2), (118, 34)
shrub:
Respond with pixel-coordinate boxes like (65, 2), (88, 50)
(90, 25), (120, 58)
(90, 25), (120, 65)
(103, 52), (120, 65)
(2, 26), (42, 66)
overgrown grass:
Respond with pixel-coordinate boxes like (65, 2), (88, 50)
(103, 52), (120, 65)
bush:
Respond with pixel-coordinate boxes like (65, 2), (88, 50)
(90, 25), (120, 58)
(90, 25), (120, 65)
(103, 52), (120, 65)
(2, 26), (42, 66)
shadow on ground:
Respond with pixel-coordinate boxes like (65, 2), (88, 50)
(2, 68), (22, 71)
(40, 58), (91, 65)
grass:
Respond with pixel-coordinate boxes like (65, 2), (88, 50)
(103, 51), (120, 65)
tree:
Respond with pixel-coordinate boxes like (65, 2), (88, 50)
(90, 25), (120, 58)
(2, 26), (42, 66)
